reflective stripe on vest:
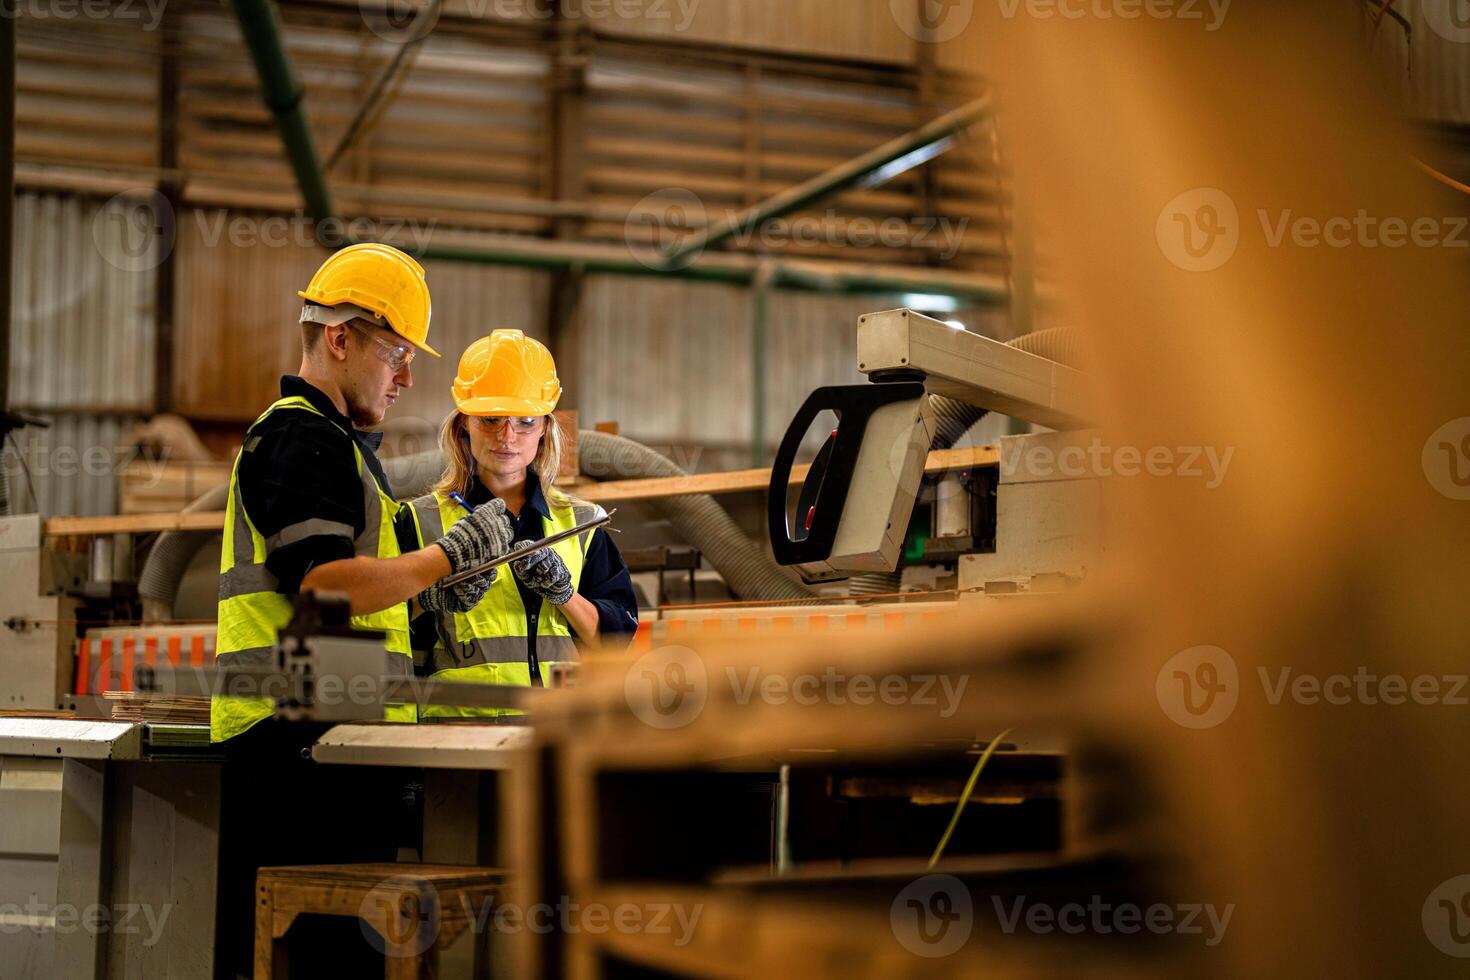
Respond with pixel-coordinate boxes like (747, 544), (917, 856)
(210, 395), (415, 742)
(408, 490), (598, 718)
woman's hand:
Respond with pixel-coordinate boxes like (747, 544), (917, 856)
(418, 568), (496, 613)
(509, 542), (574, 605)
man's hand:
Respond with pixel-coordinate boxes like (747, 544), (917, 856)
(510, 541), (574, 606)
(418, 569), (495, 614)
(435, 499), (515, 574)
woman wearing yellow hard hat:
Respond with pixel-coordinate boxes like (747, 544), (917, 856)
(403, 329), (638, 717)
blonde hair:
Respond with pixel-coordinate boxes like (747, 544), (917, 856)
(431, 411), (574, 509)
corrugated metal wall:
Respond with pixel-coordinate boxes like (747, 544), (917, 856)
(1, 415), (141, 518)
(172, 209), (551, 428)
(570, 276), (998, 464)
(571, 275), (752, 449)
(1366, 0), (1470, 123)
(8, 192), (157, 411)
(6, 188), (1007, 512)
(5, 192), (158, 515)
(393, 258), (552, 435)
(600, 0), (918, 64)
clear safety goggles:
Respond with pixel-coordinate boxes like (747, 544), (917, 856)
(301, 302), (416, 371)
(471, 415), (544, 434)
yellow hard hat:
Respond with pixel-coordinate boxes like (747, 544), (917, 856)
(297, 242), (439, 357)
(452, 329), (562, 416)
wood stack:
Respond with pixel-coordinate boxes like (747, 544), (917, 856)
(103, 691), (212, 725)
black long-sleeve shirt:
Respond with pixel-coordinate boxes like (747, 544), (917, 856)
(237, 376), (412, 594)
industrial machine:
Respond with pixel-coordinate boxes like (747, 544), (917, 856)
(136, 592), (555, 720)
(769, 308), (1101, 592)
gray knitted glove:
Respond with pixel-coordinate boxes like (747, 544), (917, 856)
(435, 499), (515, 574)
(418, 568), (495, 614)
(510, 540), (574, 606)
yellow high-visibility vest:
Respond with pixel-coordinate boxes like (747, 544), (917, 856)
(211, 395), (415, 742)
(403, 490), (599, 719)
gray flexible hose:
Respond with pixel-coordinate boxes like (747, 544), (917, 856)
(386, 434), (816, 602)
(137, 481), (229, 620)
(1007, 326), (1084, 368)
(382, 451), (443, 502)
(577, 430), (814, 602)
(138, 432), (814, 613)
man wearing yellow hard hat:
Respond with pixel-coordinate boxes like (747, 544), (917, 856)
(211, 244), (516, 977)
(403, 329), (638, 717)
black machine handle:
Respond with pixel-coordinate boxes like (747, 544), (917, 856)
(767, 382), (926, 568)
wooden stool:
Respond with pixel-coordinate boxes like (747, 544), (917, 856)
(254, 863), (506, 979)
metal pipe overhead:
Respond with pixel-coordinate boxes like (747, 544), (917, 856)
(230, 0), (335, 226)
(660, 95), (994, 269)
(413, 236), (1007, 301)
(326, 0), (443, 173)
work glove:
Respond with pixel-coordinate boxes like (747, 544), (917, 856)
(510, 541), (575, 606)
(435, 498), (515, 575)
(417, 569), (495, 614)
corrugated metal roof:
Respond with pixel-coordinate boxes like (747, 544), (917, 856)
(9, 192), (158, 412)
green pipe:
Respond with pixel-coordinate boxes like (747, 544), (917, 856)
(231, 0), (335, 226)
(662, 95), (993, 269)
(415, 241), (1007, 303)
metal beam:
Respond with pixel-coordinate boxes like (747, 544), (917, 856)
(230, 0), (335, 225)
(413, 235), (1007, 301)
(660, 95), (993, 268)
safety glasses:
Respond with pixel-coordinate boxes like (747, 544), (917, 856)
(471, 415), (543, 434)
(346, 320), (415, 372)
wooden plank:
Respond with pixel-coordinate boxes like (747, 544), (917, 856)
(581, 444), (997, 502)
(42, 445), (998, 536)
(46, 512), (227, 536)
